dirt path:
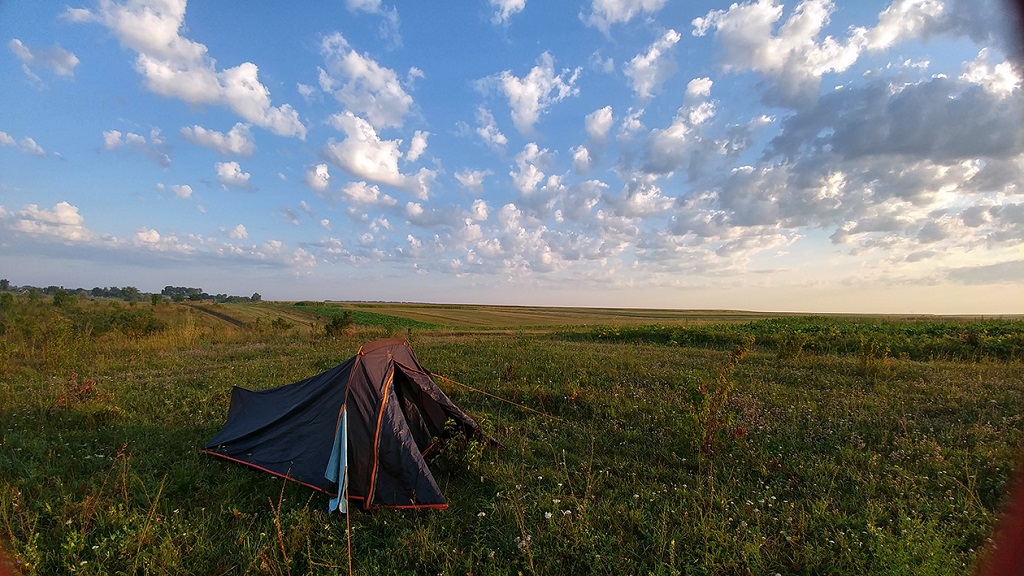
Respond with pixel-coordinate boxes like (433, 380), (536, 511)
(182, 303), (248, 329)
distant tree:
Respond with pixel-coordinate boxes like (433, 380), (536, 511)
(53, 289), (74, 308)
(173, 294), (185, 303)
(151, 293), (161, 306)
(0, 279), (9, 291)
(121, 286), (140, 301)
(252, 292), (262, 302)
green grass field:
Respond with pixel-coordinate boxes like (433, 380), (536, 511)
(1, 294), (1022, 574)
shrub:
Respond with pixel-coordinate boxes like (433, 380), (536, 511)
(324, 312), (354, 337)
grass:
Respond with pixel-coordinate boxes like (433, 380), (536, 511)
(1, 294), (1022, 574)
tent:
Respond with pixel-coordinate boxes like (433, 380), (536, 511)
(201, 338), (481, 511)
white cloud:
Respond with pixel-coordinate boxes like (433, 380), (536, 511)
(0, 132), (14, 146)
(19, 137), (46, 157)
(324, 112), (435, 198)
(8, 38), (80, 79)
(571, 145), (592, 174)
(407, 130), (429, 162)
(865, 0), (943, 50)
(510, 142), (554, 196)
(101, 128), (171, 167)
(585, 106), (614, 144)
(227, 224), (248, 239)
(102, 130), (122, 150)
(181, 123), (255, 156)
(603, 176), (672, 218)
(306, 163), (332, 192)
(320, 32), (415, 129)
(470, 199), (489, 221)
(624, 29), (680, 100)
(583, 0), (668, 33)
(297, 83), (316, 101)
(215, 161), (251, 189)
(589, 51), (616, 74)
(493, 52), (581, 134)
(134, 228), (161, 244)
(10, 201), (95, 241)
(686, 77), (713, 99)
(618, 107), (646, 142)
(960, 49), (1021, 97)
(559, 180), (608, 223)
(864, 0), (1017, 59)
(346, 0), (382, 11)
(70, 0), (306, 138)
(455, 169), (492, 193)
(343, 0), (401, 47)
(320, 219), (332, 231)
(693, 0), (866, 107)
(644, 89), (716, 174)
(338, 181), (398, 207)
(490, 0), (526, 24)
(475, 107), (508, 150)
(171, 184), (193, 199)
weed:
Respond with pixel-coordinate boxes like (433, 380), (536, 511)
(692, 337), (753, 456)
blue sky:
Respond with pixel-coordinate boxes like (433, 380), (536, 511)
(1, 0), (1022, 313)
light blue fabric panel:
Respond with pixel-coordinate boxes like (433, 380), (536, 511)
(325, 408), (348, 514)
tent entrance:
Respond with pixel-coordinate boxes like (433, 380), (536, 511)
(391, 365), (449, 453)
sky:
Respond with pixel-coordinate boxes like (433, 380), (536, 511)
(1, 0), (1022, 314)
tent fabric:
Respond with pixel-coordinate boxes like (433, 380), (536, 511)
(201, 338), (480, 510)
(325, 407), (348, 513)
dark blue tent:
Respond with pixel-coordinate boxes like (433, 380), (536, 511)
(201, 338), (480, 510)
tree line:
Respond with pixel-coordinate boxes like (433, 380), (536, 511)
(0, 279), (261, 304)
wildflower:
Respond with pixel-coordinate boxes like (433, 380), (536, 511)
(552, 499), (561, 505)
(545, 512), (552, 519)
(478, 511), (486, 517)
(562, 510), (571, 516)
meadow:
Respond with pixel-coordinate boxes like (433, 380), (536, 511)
(1, 293), (1022, 575)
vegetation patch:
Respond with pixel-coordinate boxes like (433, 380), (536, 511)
(564, 317), (1024, 362)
